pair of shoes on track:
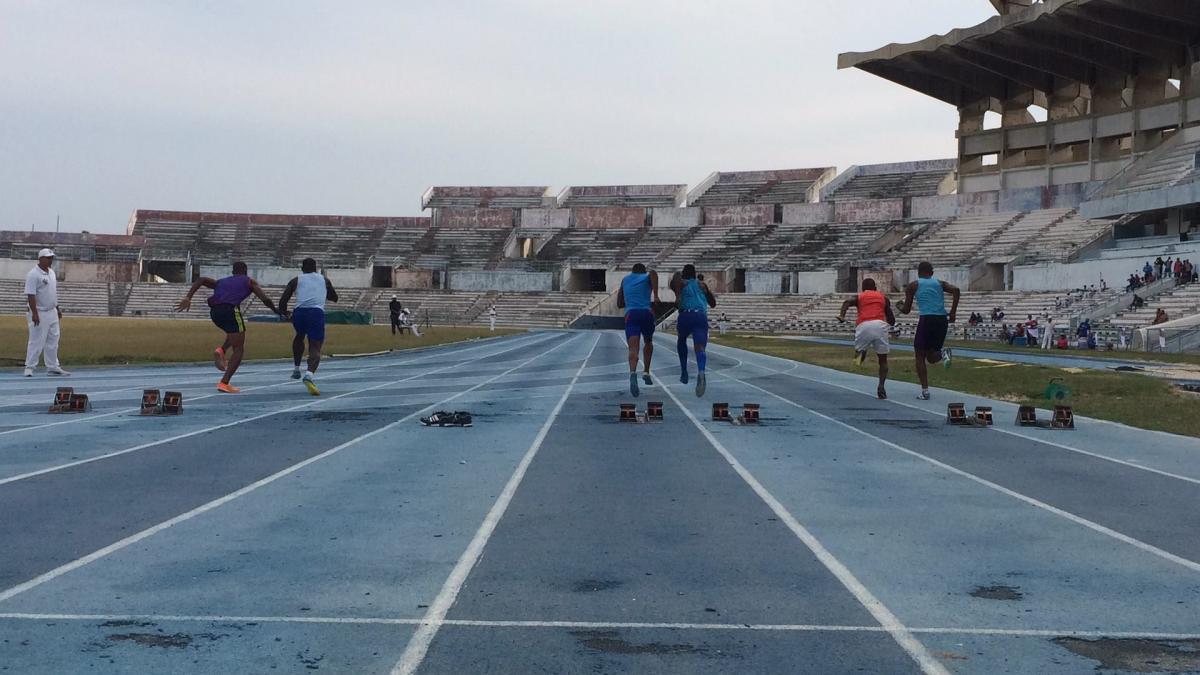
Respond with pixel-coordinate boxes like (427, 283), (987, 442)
(420, 411), (473, 427)
(24, 367), (70, 377)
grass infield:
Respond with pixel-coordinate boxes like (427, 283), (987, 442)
(713, 334), (1200, 438)
(0, 316), (522, 367)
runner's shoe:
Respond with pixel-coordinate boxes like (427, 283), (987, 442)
(23, 368), (33, 377)
(47, 367), (70, 376)
(680, 369), (689, 385)
(630, 372), (639, 397)
(695, 372), (706, 397)
(877, 386), (887, 400)
(942, 347), (953, 369)
(302, 371), (319, 396)
(854, 350), (867, 367)
(213, 347), (227, 372)
(291, 368), (302, 380)
(217, 382), (240, 394)
(916, 389), (931, 401)
(643, 373), (653, 386)
(420, 411), (473, 427)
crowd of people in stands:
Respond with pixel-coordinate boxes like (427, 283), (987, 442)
(1128, 256), (1198, 291)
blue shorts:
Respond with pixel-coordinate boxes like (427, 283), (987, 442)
(292, 307), (326, 342)
(624, 309), (655, 340)
(676, 311), (708, 346)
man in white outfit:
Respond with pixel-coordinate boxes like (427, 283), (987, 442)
(24, 249), (69, 377)
(489, 305), (496, 331)
(1041, 315), (1055, 350)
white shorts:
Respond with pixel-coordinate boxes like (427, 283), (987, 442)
(854, 319), (891, 355)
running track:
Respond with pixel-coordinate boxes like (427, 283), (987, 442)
(0, 330), (1197, 673)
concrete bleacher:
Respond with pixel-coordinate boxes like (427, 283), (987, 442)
(407, 227), (512, 269)
(825, 168), (949, 201)
(975, 208), (1072, 259)
(1022, 212), (1113, 263)
(765, 221), (898, 272)
(686, 168), (834, 206)
(364, 289), (485, 326)
(421, 186), (552, 210)
(890, 212), (1020, 267)
(537, 228), (643, 268)
(557, 185), (684, 208)
(621, 226), (694, 267)
(474, 292), (607, 329)
(1094, 282), (1200, 339)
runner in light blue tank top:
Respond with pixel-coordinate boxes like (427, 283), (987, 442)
(671, 264), (716, 397)
(898, 261), (961, 400)
(915, 276), (947, 316)
(618, 263), (660, 397)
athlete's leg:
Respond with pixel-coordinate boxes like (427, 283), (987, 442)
(692, 317), (708, 397)
(642, 334), (653, 374)
(292, 333), (305, 368)
(221, 332), (246, 385)
(914, 351), (929, 390)
(876, 354), (889, 399)
(627, 334), (641, 372)
(307, 339), (323, 373)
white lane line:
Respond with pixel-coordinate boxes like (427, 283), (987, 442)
(0, 333), (583, 606)
(0, 333), (556, 486)
(392, 332), (602, 675)
(646, 339), (949, 675)
(3, 612), (1200, 640)
(712, 343), (1200, 486)
(718, 370), (1200, 575)
(0, 334), (539, 438)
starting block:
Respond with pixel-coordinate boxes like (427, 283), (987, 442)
(1015, 404), (1074, 429)
(741, 403), (760, 424)
(619, 403), (637, 422)
(141, 389), (184, 416)
(50, 387), (90, 413)
(619, 402), (662, 423)
(1017, 405), (1038, 426)
(974, 406), (993, 426)
(1051, 405), (1075, 430)
(712, 403), (730, 421)
(946, 403), (969, 425)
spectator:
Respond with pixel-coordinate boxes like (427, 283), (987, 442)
(1118, 325), (1130, 350)
(1153, 308), (1169, 325)
(399, 305), (422, 337)
(1013, 323), (1025, 345)
(1155, 256), (1164, 279)
(991, 306), (1005, 321)
(24, 249), (69, 377)
(718, 312), (730, 336)
(1100, 276), (1108, 292)
(1025, 317), (1039, 348)
(1175, 258), (1184, 279)
(1159, 328), (1168, 352)
(999, 323), (1012, 344)
(388, 295), (403, 335)
(1041, 315), (1055, 350)
(1131, 293), (1145, 309)
(1056, 333), (1069, 349)
(1053, 297), (1063, 310)
(488, 304), (497, 332)
(1144, 261), (1154, 279)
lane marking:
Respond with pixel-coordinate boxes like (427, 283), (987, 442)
(709, 343), (1200, 487)
(646, 334), (949, 675)
(717, 370), (1200, 575)
(0, 335), (554, 486)
(0, 333), (584, 606)
(1, 612), (1199, 640)
(392, 332), (602, 675)
(0, 334), (539, 438)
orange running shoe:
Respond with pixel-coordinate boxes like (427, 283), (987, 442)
(216, 382), (240, 394)
(213, 347), (227, 372)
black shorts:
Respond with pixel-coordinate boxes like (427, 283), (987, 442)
(914, 315), (948, 352)
(209, 304), (245, 334)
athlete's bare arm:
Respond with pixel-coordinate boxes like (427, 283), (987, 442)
(668, 272), (683, 298)
(942, 281), (961, 322)
(278, 278), (298, 317)
(897, 282), (918, 314)
(837, 297), (857, 322)
(325, 278), (339, 303)
(884, 297), (896, 325)
(616, 286), (625, 309)
(249, 279), (282, 315)
(649, 270), (661, 304)
(175, 277), (216, 312)
(701, 282), (716, 308)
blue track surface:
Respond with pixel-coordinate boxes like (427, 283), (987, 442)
(0, 330), (1197, 673)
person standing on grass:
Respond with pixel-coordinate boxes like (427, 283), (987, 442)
(389, 295), (403, 335)
(838, 278), (895, 400)
(175, 261), (281, 394)
(670, 264), (716, 397)
(279, 258), (339, 396)
(1041, 315), (1055, 350)
(23, 248), (69, 377)
(489, 304), (497, 332)
(898, 261), (960, 401)
(617, 262), (660, 397)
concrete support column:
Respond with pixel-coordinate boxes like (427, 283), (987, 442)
(957, 98), (992, 175)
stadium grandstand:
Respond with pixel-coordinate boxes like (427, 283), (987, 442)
(4, 2), (1200, 350)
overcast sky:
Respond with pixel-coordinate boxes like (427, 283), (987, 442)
(0, 1), (996, 234)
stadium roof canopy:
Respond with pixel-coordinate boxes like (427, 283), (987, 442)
(838, 0), (1200, 106)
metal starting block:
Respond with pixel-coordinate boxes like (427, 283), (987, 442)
(741, 403), (760, 424)
(1051, 405), (1075, 430)
(1015, 404), (1075, 429)
(712, 403), (730, 421)
(646, 401), (663, 421)
(619, 403), (637, 422)
(974, 406), (993, 426)
(141, 389), (184, 415)
(50, 387), (90, 413)
(946, 403), (969, 425)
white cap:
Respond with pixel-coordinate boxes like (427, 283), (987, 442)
(37, 248), (55, 258)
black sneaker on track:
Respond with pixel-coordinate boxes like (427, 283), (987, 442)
(420, 411), (473, 427)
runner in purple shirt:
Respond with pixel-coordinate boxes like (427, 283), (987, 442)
(176, 261), (281, 393)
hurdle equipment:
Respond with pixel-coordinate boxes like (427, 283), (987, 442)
(49, 387), (74, 412)
(946, 402), (969, 425)
(1051, 405), (1075, 429)
(1016, 405), (1038, 427)
(712, 403), (730, 421)
(140, 389), (161, 415)
(619, 403), (638, 422)
(741, 403), (760, 423)
(646, 402), (663, 421)
(974, 406), (994, 426)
